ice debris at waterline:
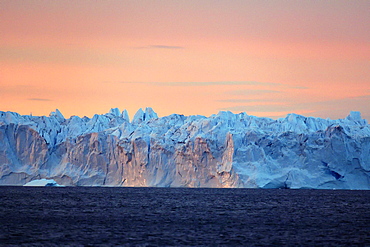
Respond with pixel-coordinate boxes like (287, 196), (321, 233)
(24, 179), (62, 187)
(0, 108), (369, 189)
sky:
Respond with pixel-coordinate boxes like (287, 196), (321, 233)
(1, 0), (369, 121)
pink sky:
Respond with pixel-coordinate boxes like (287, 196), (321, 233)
(1, 0), (369, 120)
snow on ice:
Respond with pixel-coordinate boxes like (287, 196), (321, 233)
(0, 108), (369, 189)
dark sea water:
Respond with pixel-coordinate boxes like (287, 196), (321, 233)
(0, 187), (369, 246)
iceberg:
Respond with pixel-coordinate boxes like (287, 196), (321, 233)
(0, 108), (369, 189)
(24, 179), (62, 187)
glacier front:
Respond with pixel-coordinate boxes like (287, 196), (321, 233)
(0, 108), (369, 189)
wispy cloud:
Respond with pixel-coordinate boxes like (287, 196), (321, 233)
(115, 81), (310, 91)
(220, 104), (295, 113)
(175, 81), (281, 87)
(0, 45), (133, 66)
(134, 45), (184, 50)
(297, 95), (370, 120)
(1, 84), (34, 93)
(150, 45), (184, 49)
(116, 81), (282, 87)
(218, 99), (270, 103)
(227, 89), (281, 96)
(27, 98), (52, 101)
(293, 85), (309, 89)
(218, 98), (299, 104)
(221, 95), (370, 120)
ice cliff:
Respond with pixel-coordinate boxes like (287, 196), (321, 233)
(0, 108), (369, 189)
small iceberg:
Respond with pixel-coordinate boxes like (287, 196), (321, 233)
(24, 179), (63, 187)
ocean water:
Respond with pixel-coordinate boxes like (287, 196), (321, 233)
(0, 187), (369, 246)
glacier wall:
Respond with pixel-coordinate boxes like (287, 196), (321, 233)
(0, 108), (369, 189)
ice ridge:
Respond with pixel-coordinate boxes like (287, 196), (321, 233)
(0, 109), (369, 189)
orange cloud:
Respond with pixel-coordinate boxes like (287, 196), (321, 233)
(0, 1), (369, 121)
